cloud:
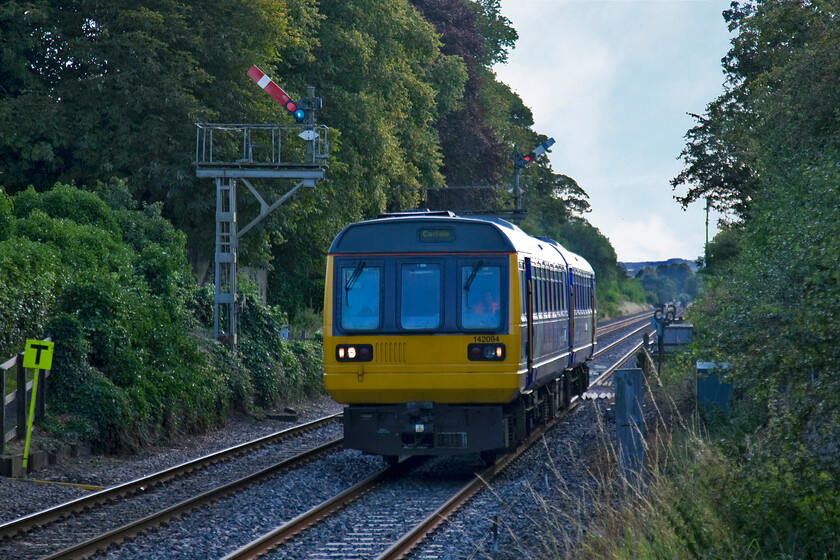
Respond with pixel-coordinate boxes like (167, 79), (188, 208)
(494, 0), (732, 261)
(605, 214), (700, 262)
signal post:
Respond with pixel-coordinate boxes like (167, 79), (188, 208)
(195, 66), (328, 352)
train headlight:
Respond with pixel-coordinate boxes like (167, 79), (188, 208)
(335, 344), (373, 362)
(467, 343), (506, 361)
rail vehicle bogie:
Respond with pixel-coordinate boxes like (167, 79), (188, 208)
(323, 211), (596, 459)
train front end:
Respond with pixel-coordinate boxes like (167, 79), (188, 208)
(322, 214), (524, 458)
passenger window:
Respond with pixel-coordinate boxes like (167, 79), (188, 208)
(543, 270), (551, 313)
(559, 271), (565, 311)
(538, 268), (546, 314)
(340, 264), (380, 330)
(462, 264), (501, 329)
(400, 263), (441, 329)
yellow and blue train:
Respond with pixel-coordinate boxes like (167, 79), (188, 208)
(323, 211), (596, 463)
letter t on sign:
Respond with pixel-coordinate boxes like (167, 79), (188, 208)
(23, 339), (54, 370)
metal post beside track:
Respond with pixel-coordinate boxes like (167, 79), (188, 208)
(615, 367), (645, 490)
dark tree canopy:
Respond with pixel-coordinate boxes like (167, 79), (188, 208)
(672, 0), (840, 218)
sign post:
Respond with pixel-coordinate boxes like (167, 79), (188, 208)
(22, 339), (54, 474)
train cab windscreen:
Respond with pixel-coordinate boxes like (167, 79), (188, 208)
(400, 263), (441, 329)
(341, 263), (381, 330)
(461, 263), (501, 329)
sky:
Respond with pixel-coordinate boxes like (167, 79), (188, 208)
(493, 0), (734, 263)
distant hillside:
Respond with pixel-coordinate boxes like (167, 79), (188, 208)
(619, 258), (698, 277)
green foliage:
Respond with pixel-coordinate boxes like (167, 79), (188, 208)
(237, 294), (324, 407)
(0, 188), (13, 241)
(700, 222), (743, 278)
(0, 237), (59, 358)
(0, 181), (325, 449)
(665, 2), (840, 554)
(290, 307), (323, 337)
(1, 184), (195, 446)
(635, 262), (700, 305)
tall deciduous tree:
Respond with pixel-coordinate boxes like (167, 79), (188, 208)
(410, 0), (515, 186)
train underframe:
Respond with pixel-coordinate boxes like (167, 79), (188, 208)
(342, 364), (590, 465)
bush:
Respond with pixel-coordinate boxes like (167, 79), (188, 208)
(0, 237), (58, 358)
(0, 188), (13, 241)
(2, 181), (325, 450)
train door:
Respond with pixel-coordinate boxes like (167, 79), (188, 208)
(524, 258), (534, 387)
(568, 270), (575, 368)
(589, 274), (597, 357)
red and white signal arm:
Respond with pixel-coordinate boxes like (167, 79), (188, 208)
(247, 65), (297, 113)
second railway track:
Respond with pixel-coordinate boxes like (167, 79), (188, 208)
(0, 415), (346, 560)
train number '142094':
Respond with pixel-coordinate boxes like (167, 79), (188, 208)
(473, 335), (500, 343)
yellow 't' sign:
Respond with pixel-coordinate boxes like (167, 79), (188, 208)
(23, 339), (54, 370)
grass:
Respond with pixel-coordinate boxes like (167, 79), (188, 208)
(490, 352), (840, 560)
(464, 352), (756, 560)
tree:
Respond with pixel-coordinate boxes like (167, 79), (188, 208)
(672, 0), (840, 218)
(409, 0), (517, 186)
(671, 94), (759, 218)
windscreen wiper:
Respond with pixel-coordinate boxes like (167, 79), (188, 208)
(463, 260), (483, 292)
(345, 261), (366, 292)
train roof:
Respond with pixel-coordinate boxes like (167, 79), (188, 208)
(328, 212), (595, 275)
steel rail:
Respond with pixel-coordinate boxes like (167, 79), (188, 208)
(374, 398), (581, 560)
(42, 437), (344, 560)
(221, 457), (426, 560)
(595, 311), (653, 337)
(377, 327), (655, 560)
(226, 324), (655, 560)
(589, 330), (656, 388)
(27, 315), (651, 558)
(592, 323), (651, 360)
(0, 413), (341, 539)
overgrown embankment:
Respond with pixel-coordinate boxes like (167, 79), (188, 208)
(0, 181), (322, 451)
(559, 0), (840, 553)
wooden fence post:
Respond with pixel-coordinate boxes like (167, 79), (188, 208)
(16, 354), (26, 441)
(1, 363), (5, 455)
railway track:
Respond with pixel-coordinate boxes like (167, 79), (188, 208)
(1, 314), (653, 559)
(0, 415), (343, 559)
(223, 321), (653, 560)
(595, 310), (653, 337)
